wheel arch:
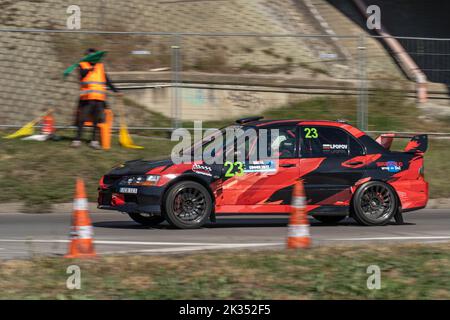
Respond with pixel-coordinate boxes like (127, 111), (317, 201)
(349, 179), (401, 217)
(160, 174), (216, 212)
(385, 180), (402, 213)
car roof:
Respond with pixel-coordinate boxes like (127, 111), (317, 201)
(241, 119), (365, 138)
(241, 119), (341, 127)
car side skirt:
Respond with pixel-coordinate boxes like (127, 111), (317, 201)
(215, 204), (349, 215)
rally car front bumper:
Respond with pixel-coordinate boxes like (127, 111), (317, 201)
(98, 184), (164, 215)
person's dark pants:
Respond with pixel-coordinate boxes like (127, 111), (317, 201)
(75, 99), (106, 142)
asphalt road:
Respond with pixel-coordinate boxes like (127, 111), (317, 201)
(0, 209), (449, 259)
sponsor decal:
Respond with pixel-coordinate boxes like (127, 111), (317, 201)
(192, 163), (213, 177)
(304, 127), (319, 138)
(323, 144), (348, 150)
(376, 161), (403, 173)
(323, 143), (348, 155)
(224, 161), (244, 177)
(244, 160), (277, 173)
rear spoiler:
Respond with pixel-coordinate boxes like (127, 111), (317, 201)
(375, 133), (428, 153)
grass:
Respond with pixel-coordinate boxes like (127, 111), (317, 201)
(0, 244), (449, 299)
(1, 93), (449, 211)
(0, 133), (176, 212)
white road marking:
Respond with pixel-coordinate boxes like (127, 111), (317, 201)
(0, 239), (70, 243)
(329, 236), (450, 241)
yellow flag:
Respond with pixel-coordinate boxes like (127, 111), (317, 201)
(119, 125), (144, 149)
(4, 121), (36, 139)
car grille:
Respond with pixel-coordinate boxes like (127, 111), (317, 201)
(124, 194), (138, 203)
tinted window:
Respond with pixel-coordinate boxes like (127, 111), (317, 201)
(349, 135), (364, 156)
(300, 126), (364, 157)
(258, 126), (298, 159)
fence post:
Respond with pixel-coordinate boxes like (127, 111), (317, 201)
(171, 34), (182, 130)
(357, 33), (368, 131)
(99, 0), (106, 29)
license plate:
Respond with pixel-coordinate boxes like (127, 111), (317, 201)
(119, 187), (138, 194)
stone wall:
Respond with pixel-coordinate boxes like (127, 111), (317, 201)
(0, 0), (403, 126)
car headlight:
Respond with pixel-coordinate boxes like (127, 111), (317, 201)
(120, 175), (160, 186)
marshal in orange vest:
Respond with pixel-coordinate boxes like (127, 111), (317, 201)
(79, 62), (107, 101)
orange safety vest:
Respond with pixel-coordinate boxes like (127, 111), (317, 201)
(79, 62), (107, 101)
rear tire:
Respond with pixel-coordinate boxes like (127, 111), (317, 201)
(163, 181), (212, 229)
(128, 213), (165, 226)
(313, 215), (346, 224)
(352, 181), (398, 226)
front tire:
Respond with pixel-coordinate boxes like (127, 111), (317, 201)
(352, 181), (398, 226)
(163, 181), (212, 229)
(128, 213), (165, 226)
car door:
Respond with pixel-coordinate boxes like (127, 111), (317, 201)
(299, 125), (366, 208)
(220, 125), (300, 206)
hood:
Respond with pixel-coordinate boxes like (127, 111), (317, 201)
(108, 158), (173, 176)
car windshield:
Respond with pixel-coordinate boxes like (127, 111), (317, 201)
(179, 124), (293, 162)
(186, 125), (246, 155)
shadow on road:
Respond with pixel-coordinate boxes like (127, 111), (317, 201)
(93, 219), (289, 230)
(206, 218), (288, 228)
(93, 221), (158, 229)
(92, 217), (415, 230)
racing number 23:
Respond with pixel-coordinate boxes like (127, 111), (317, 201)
(224, 161), (244, 177)
(304, 127), (318, 138)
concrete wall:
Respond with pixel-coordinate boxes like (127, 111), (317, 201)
(125, 86), (299, 121)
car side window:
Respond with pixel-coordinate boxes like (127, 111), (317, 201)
(259, 126), (298, 159)
(348, 134), (365, 156)
(300, 126), (364, 157)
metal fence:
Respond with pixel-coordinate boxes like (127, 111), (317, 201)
(395, 36), (450, 86)
(0, 29), (449, 134)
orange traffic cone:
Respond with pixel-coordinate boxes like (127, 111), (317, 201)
(65, 178), (96, 258)
(287, 179), (311, 249)
(41, 112), (55, 136)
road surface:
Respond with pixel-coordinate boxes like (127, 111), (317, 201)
(0, 209), (449, 259)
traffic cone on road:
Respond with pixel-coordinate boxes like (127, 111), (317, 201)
(65, 178), (96, 258)
(287, 179), (311, 249)
(41, 111), (55, 136)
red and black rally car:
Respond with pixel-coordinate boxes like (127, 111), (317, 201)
(98, 117), (428, 228)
